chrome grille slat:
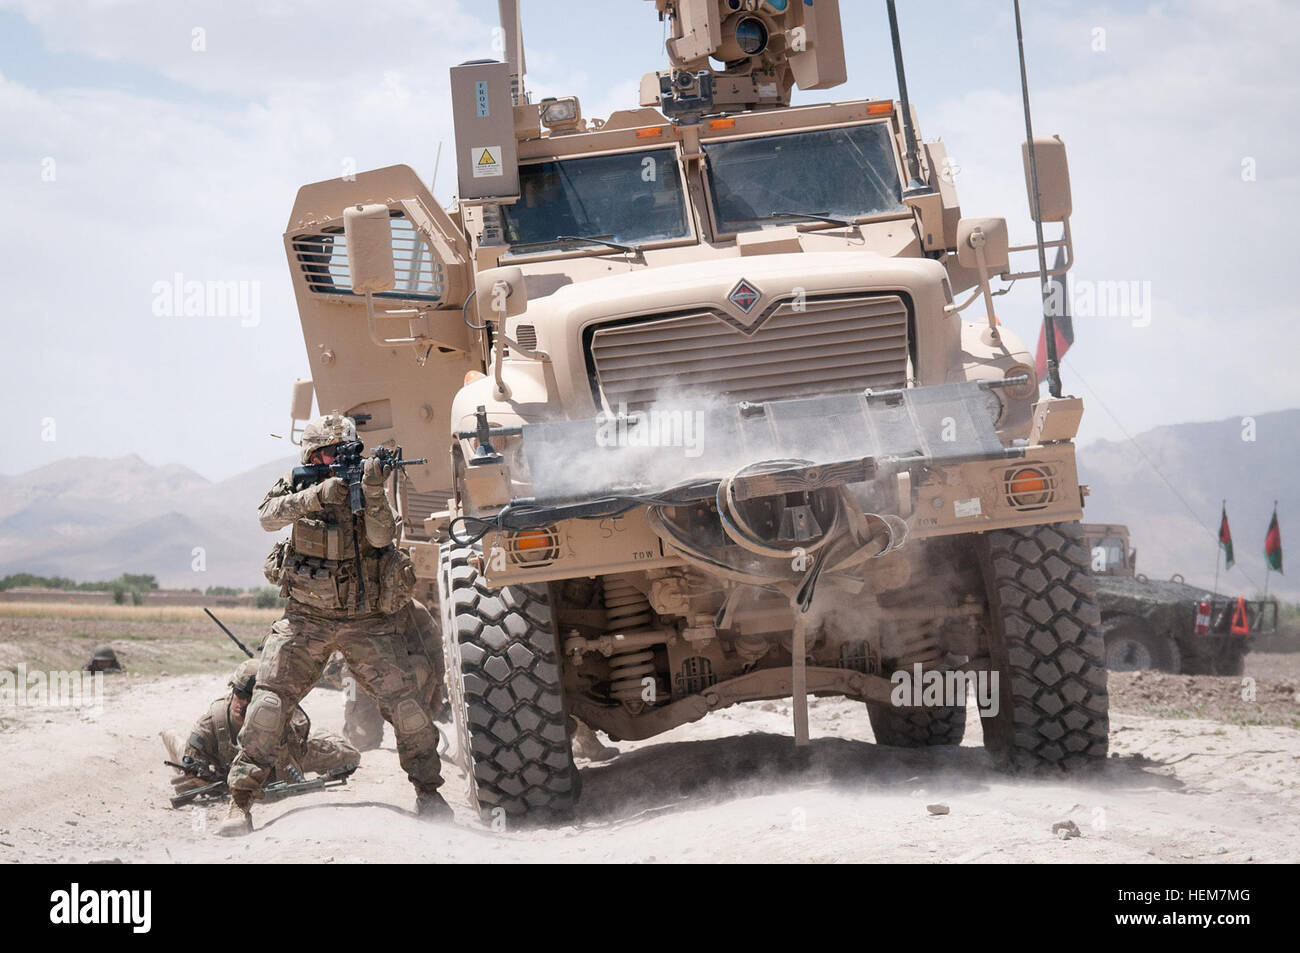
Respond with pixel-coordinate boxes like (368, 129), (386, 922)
(590, 295), (909, 410)
(594, 320), (906, 359)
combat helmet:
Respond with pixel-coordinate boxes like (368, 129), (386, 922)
(300, 411), (358, 464)
(87, 644), (122, 672)
(229, 658), (259, 697)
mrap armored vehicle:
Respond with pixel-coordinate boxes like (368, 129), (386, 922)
(1083, 523), (1277, 676)
(281, 0), (1106, 820)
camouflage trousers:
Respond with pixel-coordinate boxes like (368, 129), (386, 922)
(343, 599), (445, 750)
(228, 603), (443, 796)
(162, 726), (359, 794)
(290, 732), (361, 778)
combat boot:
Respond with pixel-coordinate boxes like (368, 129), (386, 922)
(216, 791), (253, 837)
(415, 787), (454, 822)
(571, 721), (618, 762)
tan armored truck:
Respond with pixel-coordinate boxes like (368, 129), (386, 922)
(282, 0), (1106, 821)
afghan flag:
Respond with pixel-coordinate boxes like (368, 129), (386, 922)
(1265, 506), (1283, 573)
(1219, 503), (1234, 569)
(1035, 246), (1074, 379)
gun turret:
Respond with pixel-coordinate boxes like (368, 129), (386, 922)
(641, 0), (846, 121)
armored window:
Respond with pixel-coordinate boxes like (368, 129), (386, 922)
(1097, 536), (1127, 570)
(292, 210), (445, 301)
(704, 122), (906, 234)
(502, 148), (691, 252)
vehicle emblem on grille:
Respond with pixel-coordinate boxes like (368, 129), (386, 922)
(728, 279), (761, 314)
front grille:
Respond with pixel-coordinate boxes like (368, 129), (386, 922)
(588, 294), (910, 411)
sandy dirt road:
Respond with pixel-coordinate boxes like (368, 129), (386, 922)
(2, 661), (1297, 864)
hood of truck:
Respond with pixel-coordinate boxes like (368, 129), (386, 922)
(501, 250), (959, 419)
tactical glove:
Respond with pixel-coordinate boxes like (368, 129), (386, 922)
(314, 477), (349, 506)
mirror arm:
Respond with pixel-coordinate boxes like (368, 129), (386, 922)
(968, 227), (1001, 338)
(364, 292), (432, 348)
(1005, 218), (1073, 281)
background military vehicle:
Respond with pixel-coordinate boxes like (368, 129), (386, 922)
(282, 0), (1106, 821)
(1083, 523), (1278, 676)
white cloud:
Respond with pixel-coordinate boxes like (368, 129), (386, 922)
(1, 0), (1297, 481)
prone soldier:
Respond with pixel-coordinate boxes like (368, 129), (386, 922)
(161, 658), (359, 798)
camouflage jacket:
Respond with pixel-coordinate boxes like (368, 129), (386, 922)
(260, 473), (405, 614)
(259, 474), (396, 550)
(183, 695), (311, 776)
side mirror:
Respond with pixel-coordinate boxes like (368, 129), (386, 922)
(1022, 136), (1072, 223)
(342, 204), (396, 295)
(288, 377), (314, 446)
(289, 378), (314, 421)
(476, 266), (527, 320)
(956, 217), (1009, 274)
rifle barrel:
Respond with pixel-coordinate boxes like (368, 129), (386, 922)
(204, 608), (255, 658)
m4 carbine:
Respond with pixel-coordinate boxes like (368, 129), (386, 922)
(289, 443), (426, 610)
(290, 443), (427, 515)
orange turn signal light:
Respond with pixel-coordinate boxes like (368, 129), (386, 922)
(636, 127), (664, 139)
(708, 118), (736, 129)
(1009, 469), (1047, 495)
(867, 101), (894, 115)
(515, 530), (552, 551)
(464, 370), (486, 385)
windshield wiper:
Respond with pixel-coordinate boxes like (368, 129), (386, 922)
(512, 234), (641, 254)
(762, 211), (855, 227)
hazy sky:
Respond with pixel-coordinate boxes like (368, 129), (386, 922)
(2, 0), (1298, 481)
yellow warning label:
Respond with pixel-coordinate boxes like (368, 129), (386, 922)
(471, 145), (504, 178)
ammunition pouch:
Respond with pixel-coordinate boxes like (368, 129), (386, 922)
(291, 517), (354, 561)
(263, 540), (289, 586)
(376, 546), (417, 615)
(276, 516), (414, 615)
(282, 554), (348, 611)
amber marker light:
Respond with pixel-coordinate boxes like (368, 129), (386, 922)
(1010, 468), (1047, 496)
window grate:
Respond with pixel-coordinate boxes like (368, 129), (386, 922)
(292, 212), (445, 302)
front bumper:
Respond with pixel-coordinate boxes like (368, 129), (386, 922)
(466, 379), (1083, 585)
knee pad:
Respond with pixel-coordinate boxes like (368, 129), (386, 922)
(240, 693), (285, 756)
(393, 698), (431, 735)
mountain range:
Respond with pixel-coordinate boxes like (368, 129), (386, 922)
(1, 409), (1295, 600)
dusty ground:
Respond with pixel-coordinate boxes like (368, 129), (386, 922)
(2, 626), (1298, 863)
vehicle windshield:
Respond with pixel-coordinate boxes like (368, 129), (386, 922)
(503, 148), (691, 252)
(704, 123), (905, 233)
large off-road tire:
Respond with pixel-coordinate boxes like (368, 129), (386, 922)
(866, 701), (966, 747)
(977, 522), (1109, 770)
(1211, 641), (1248, 677)
(1102, 616), (1181, 673)
(439, 544), (578, 822)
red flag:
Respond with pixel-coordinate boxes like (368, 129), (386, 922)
(1219, 504), (1234, 569)
(1265, 506), (1282, 573)
(1034, 247), (1074, 379)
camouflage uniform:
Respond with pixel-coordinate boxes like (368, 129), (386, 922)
(164, 660), (359, 798)
(222, 414), (445, 834)
(343, 599), (445, 750)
